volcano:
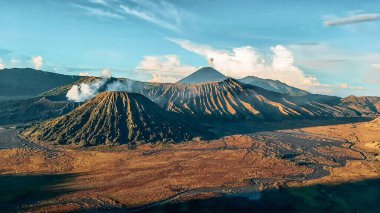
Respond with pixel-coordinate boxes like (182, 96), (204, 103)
(143, 78), (358, 120)
(23, 92), (193, 146)
(177, 67), (227, 84)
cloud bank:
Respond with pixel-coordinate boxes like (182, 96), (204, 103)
(136, 55), (197, 82)
(168, 39), (323, 91)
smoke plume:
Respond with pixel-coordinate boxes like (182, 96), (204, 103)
(66, 69), (136, 102)
(66, 79), (106, 102)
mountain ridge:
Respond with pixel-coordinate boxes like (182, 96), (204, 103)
(142, 78), (358, 120)
(1, 68), (379, 126)
(0, 68), (82, 98)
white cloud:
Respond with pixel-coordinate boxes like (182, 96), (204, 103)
(0, 59), (4, 69)
(289, 43), (380, 87)
(288, 43), (349, 70)
(372, 63), (380, 69)
(136, 55), (197, 83)
(73, 4), (124, 19)
(366, 63), (380, 84)
(148, 74), (179, 83)
(101, 68), (112, 78)
(324, 13), (380, 26)
(32, 55), (43, 69)
(75, 1), (185, 31)
(10, 58), (21, 67)
(169, 39), (323, 91)
(88, 0), (108, 6)
(120, 0), (184, 32)
(338, 83), (364, 90)
(339, 83), (349, 89)
(79, 72), (91, 76)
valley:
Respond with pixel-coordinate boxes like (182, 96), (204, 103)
(0, 118), (379, 212)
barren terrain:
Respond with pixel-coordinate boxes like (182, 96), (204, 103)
(0, 118), (379, 212)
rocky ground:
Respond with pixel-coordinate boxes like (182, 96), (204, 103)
(0, 118), (379, 212)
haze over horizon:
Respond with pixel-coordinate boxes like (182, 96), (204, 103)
(0, 0), (379, 97)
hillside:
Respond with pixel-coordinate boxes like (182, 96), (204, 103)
(0, 77), (154, 125)
(0, 77), (90, 125)
(239, 76), (310, 96)
(369, 117), (380, 126)
(22, 92), (193, 146)
(0, 68), (82, 98)
(177, 67), (227, 84)
(142, 78), (358, 120)
(0, 97), (79, 125)
(339, 96), (380, 116)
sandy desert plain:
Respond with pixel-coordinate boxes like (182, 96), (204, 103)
(0, 118), (379, 212)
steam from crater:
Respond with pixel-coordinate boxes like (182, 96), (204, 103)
(66, 69), (135, 102)
(66, 79), (106, 102)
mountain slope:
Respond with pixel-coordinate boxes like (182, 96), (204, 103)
(0, 77), (91, 125)
(0, 77), (155, 125)
(239, 76), (310, 96)
(22, 92), (193, 146)
(0, 68), (82, 98)
(177, 67), (227, 84)
(0, 97), (79, 125)
(142, 78), (357, 120)
(339, 96), (380, 116)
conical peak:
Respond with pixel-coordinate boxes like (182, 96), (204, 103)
(177, 66), (227, 84)
(23, 91), (193, 146)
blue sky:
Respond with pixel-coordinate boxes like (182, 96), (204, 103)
(0, 0), (379, 97)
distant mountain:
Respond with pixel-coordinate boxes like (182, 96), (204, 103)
(0, 97), (79, 125)
(2, 68), (379, 127)
(177, 67), (227, 84)
(0, 76), (88, 125)
(339, 96), (380, 116)
(22, 92), (193, 146)
(0, 68), (82, 98)
(238, 76), (310, 96)
(142, 78), (358, 120)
